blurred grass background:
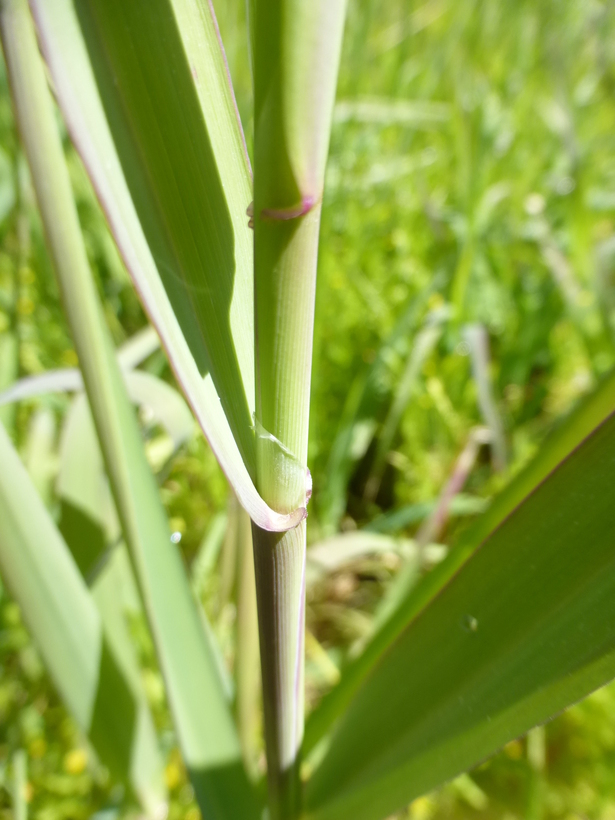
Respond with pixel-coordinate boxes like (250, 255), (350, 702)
(2, 0), (615, 817)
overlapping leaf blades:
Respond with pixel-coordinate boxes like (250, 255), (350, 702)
(0, 0), (260, 815)
(31, 0), (308, 530)
(0, 423), (167, 816)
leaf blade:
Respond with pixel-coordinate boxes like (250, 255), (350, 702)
(306, 410), (615, 820)
(304, 368), (615, 754)
(30, 0), (307, 531)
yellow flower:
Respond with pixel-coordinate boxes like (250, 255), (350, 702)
(64, 748), (88, 774)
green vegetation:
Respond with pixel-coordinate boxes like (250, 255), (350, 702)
(1, 0), (615, 818)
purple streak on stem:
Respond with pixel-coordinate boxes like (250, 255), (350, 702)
(261, 194), (318, 221)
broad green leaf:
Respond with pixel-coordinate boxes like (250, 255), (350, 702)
(30, 0), (308, 531)
(304, 367), (615, 754)
(306, 410), (615, 820)
(0, 422), (167, 817)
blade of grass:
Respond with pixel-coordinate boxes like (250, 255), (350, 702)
(365, 494), (488, 534)
(307, 532), (416, 587)
(57, 395), (112, 578)
(317, 284), (441, 534)
(464, 323), (506, 471)
(0, 325), (157, 405)
(304, 367), (615, 755)
(116, 326), (159, 370)
(191, 512), (228, 598)
(30, 0), (307, 531)
(0, 3), (258, 815)
(306, 410), (615, 820)
(364, 308), (446, 502)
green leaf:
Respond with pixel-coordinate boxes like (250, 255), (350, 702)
(30, 0), (307, 531)
(57, 393), (123, 578)
(306, 409), (615, 820)
(0, 422), (167, 816)
(53, 389), (256, 817)
(304, 367), (615, 755)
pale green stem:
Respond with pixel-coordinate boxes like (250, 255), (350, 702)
(249, 0), (345, 809)
(250, 114), (317, 820)
(252, 183), (322, 820)
(252, 522), (307, 819)
(251, 1), (337, 813)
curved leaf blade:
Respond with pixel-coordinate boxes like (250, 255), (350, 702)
(306, 410), (615, 820)
(30, 0), (307, 531)
(304, 368), (615, 753)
